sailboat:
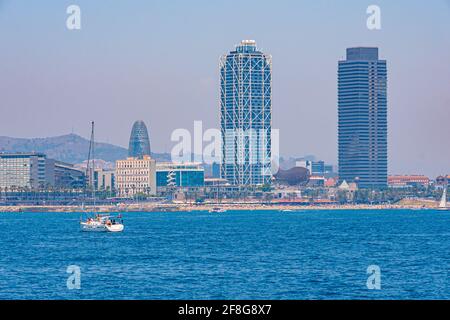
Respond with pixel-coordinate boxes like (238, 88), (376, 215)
(80, 121), (124, 232)
(81, 213), (124, 232)
(438, 187), (448, 211)
(208, 207), (226, 213)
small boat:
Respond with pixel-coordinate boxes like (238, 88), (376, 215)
(209, 207), (226, 213)
(105, 223), (125, 233)
(281, 209), (294, 212)
(438, 187), (449, 211)
(81, 214), (124, 232)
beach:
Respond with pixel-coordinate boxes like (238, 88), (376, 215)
(0, 199), (439, 213)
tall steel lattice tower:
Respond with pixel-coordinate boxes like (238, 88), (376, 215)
(220, 40), (272, 186)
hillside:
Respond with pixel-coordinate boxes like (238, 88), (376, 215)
(0, 134), (170, 164)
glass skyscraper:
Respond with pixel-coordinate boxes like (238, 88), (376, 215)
(220, 40), (272, 186)
(128, 120), (151, 159)
(338, 47), (388, 189)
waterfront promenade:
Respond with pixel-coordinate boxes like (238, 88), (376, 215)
(0, 199), (438, 213)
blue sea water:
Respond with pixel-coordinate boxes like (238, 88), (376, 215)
(0, 209), (450, 300)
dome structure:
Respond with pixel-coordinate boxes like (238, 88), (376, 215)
(274, 167), (309, 186)
(128, 120), (151, 158)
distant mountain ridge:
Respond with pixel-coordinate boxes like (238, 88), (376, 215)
(0, 133), (170, 164)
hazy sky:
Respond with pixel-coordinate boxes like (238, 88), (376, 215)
(0, 0), (449, 177)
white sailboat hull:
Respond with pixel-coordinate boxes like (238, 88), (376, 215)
(80, 221), (124, 232)
(105, 224), (124, 232)
(80, 222), (107, 232)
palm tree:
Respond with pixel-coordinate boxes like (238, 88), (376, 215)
(145, 186), (151, 199)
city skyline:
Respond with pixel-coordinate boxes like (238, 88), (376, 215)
(2, 1), (450, 304)
(0, 1), (449, 177)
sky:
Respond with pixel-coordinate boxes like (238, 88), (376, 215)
(0, 0), (449, 177)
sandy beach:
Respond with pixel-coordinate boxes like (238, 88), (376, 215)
(0, 199), (439, 213)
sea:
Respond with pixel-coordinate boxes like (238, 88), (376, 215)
(0, 209), (449, 300)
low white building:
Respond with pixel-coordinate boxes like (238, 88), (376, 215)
(115, 155), (156, 197)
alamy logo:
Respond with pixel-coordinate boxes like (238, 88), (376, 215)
(366, 265), (381, 290)
(66, 5), (81, 30)
(171, 121), (280, 175)
(66, 265), (81, 290)
(366, 5), (381, 30)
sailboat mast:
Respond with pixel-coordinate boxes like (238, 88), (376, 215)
(91, 121), (96, 207)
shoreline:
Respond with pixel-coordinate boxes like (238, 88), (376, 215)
(0, 202), (438, 213)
